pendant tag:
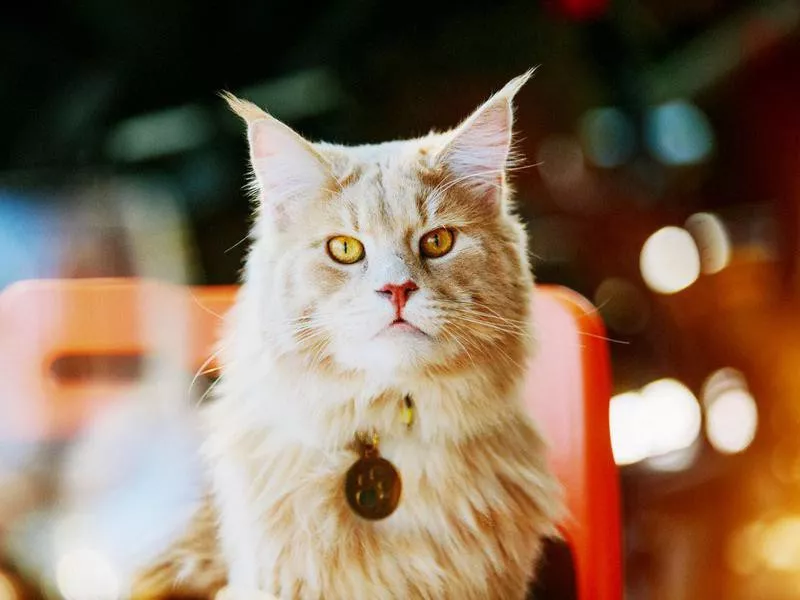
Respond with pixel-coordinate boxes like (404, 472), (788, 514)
(345, 435), (401, 520)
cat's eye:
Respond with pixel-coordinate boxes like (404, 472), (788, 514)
(419, 227), (455, 259)
(327, 235), (365, 264)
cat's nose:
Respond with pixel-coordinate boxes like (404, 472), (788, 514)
(376, 280), (418, 314)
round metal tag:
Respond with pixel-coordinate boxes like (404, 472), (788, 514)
(344, 455), (402, 520)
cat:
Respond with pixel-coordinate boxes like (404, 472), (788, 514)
(135, 70), (562, 600)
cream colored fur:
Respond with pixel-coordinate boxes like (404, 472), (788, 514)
(139, 71), (562, 599)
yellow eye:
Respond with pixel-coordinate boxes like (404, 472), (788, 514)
(327, 235), (365, 264)
(420, 227), (455, 258)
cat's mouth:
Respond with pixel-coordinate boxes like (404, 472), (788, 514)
(386, 318), (427, 336)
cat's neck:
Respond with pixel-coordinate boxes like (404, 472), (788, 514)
(212, 349), (524, 449)
(213, 353), (526, 453)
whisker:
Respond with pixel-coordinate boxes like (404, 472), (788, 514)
(435, 299), (532, 324)
(446, 321), (527, 373)
(431, 167), (506, 197)
(187, 346), (225, 402)
(293, 329), (330, 346)
(577, 331), (630, 345)
(427, 160), (541, 211)
(189, 291), (226, 321)
(440, 327), (476, 369)
(195, 375), (222, 408)
(444, 308), (530, 331)
(445, 313), (530, 337)
(308, 340), (331, 369)
(224, 233), (251, 254)
(446, 301), (627, 345)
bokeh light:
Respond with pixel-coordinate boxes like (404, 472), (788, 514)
(640, 226), (701, 294)
(702, 367), (748, 398)
(685, 212), (732, 274)
(728, 517), (800, 575)
(56, 548), (120, 600)
(645, 100), (715, 165)
(702, 368), (758, 454)
(727, 521), (764, 575)
(646, 444), (699, 472)
(594, 277), (650, 334)
(641, 378), (702, 456)
(610, 391), (650, 466)
(706, 389), (758, 454)
(578, 107), (637, 168)
(761, 517), (800, 572)
(537, 135), (585, 191)
(610, 379), (702, 467)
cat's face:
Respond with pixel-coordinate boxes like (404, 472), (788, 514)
(227, 72), (534, 379)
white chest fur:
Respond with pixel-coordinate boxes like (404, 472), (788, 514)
(207, 408), (558, 600)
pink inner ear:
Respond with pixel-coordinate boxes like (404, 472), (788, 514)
(249, 124), (274, 160)
(246, 117), (331, 211)
(249, 120), (300, 161)
(440, 100), (513, 198)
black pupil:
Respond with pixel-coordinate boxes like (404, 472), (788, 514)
(343, 240), (348, 254)
(432, 233), (439, 247)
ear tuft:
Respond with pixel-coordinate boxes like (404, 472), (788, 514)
(493, 67), (537, 103)
(219, 91), (269, 124)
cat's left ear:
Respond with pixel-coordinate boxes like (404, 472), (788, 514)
(435, 69), (535, 206)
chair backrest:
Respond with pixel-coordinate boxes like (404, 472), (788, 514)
(524, 287), (622, 600)
(0, 279), (235, 441)
(0, 278), (621, 599)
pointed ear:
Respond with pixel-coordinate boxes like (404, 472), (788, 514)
(221, 92), (333, 225)
(435, 69), (534, 205)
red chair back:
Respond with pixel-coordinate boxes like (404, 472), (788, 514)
(524, 286), (622, 599)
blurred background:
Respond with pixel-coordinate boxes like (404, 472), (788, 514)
(1, 0), (799, 598)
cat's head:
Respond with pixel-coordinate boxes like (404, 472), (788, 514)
(226, 72), (535, 382)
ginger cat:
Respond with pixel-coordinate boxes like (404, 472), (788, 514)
(136, 71), (561, 600)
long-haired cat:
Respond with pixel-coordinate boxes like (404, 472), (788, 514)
(136, 71), (562, 600)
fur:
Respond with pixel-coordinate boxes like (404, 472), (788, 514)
(136, 71), (561, 599)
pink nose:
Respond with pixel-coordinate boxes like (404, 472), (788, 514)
(376, 280), (418, 315)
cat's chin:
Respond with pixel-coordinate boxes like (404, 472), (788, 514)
(331, 329), (438, 378)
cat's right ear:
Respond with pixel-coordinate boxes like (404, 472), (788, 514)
(433, 70), (534, 210)
(221, 92), (333, 225)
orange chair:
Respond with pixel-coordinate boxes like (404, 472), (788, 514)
(0, 278), (621, 599)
